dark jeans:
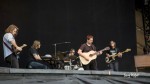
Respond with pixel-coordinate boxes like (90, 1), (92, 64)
(5, 53), (19, 68)
(57, 60), (64, 69)
(109, 61), (119, 71)
(28, 61), (48, 69)
(82, 59), (97, 70)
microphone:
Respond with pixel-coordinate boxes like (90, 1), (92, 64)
(52, 42), (71, 45)
(52, 44), (56, 46)
(64, 42), (71, 43)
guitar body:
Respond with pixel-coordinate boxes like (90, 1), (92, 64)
(105, 55), (116, 63)
(79, 51), (97, 65)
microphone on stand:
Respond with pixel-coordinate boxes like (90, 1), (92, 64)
(52, 43), (56, 46)
(52, 42), (71, 45)
(64, 42), (71, 43)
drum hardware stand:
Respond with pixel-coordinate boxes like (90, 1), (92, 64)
(52, 42), (71, 58)
(52, 42), (71, 69)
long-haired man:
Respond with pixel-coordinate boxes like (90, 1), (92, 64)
(3, 24), (22, 68)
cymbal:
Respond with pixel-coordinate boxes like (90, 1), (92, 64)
(55, 51), (66, 60)
(68, 55), (77, 60)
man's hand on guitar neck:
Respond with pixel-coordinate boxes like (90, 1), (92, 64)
(118, 52), (122, 57)
(16, 46), (22, 51)
(15, 44), (27, 52)
(10, 40), (22, 51)
(98, 51), (103, 55)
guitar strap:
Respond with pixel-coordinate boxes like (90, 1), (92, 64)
(3, 41), (13, 53)
(3, 40), (20, 59)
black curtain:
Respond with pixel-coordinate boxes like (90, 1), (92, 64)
(0, 0), (136, 71)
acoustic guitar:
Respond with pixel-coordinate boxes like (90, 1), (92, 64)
(79, 47), (110, 65)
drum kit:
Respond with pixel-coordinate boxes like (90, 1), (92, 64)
(41, 51), (84, 70)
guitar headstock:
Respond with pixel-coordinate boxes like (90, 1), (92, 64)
(124, 48), (131, 52)
(104, 47), (110, 51)
(97, 47), (110, 53)
(22, 44), (27, 47)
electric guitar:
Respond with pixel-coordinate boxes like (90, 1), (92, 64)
(79, 47), (110, 65)
(105, 48), (131, 63)
(13, 44), (27, 56)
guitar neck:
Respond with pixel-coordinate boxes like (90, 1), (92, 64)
(21, 45), (25, 48)
(94, 49), (106, 55)
(112, 51), (126, 58)
(20, 44), (27, 49)
(120, 51), (126, 54)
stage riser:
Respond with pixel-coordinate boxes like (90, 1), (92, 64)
(0, 67), (150, 77)
(0, 67), (150, 84)
(0, 74), (150, 84)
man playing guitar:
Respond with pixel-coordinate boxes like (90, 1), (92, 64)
(106, 40), (122, 71)
(3, 24), (23, 68)
(78, 35), (102, 70)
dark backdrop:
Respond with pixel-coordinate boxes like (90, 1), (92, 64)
(0, 0), (136, 71)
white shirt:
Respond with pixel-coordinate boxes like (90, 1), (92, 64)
(3, 33), (15, 58)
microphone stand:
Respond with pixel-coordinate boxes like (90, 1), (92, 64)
(52, 42), (70, 57)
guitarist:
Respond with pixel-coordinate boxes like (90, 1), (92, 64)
(3, 24), (22, 68)
(78, 35), (102, 70)
(106, 40), (122, 71)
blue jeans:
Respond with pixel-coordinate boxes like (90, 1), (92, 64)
(28, 61), (48, 69)
(109, 61), (119, 71)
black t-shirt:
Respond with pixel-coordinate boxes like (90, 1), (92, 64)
(106, 47), (120, 61)
(79, 43), (96, 52)
(28, 47), (39, 62)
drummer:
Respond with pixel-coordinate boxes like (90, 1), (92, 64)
(67, 49), (75, 57)
(64, 49), (77, 65)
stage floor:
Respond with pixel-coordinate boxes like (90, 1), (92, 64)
(0, 67), (150, 84)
